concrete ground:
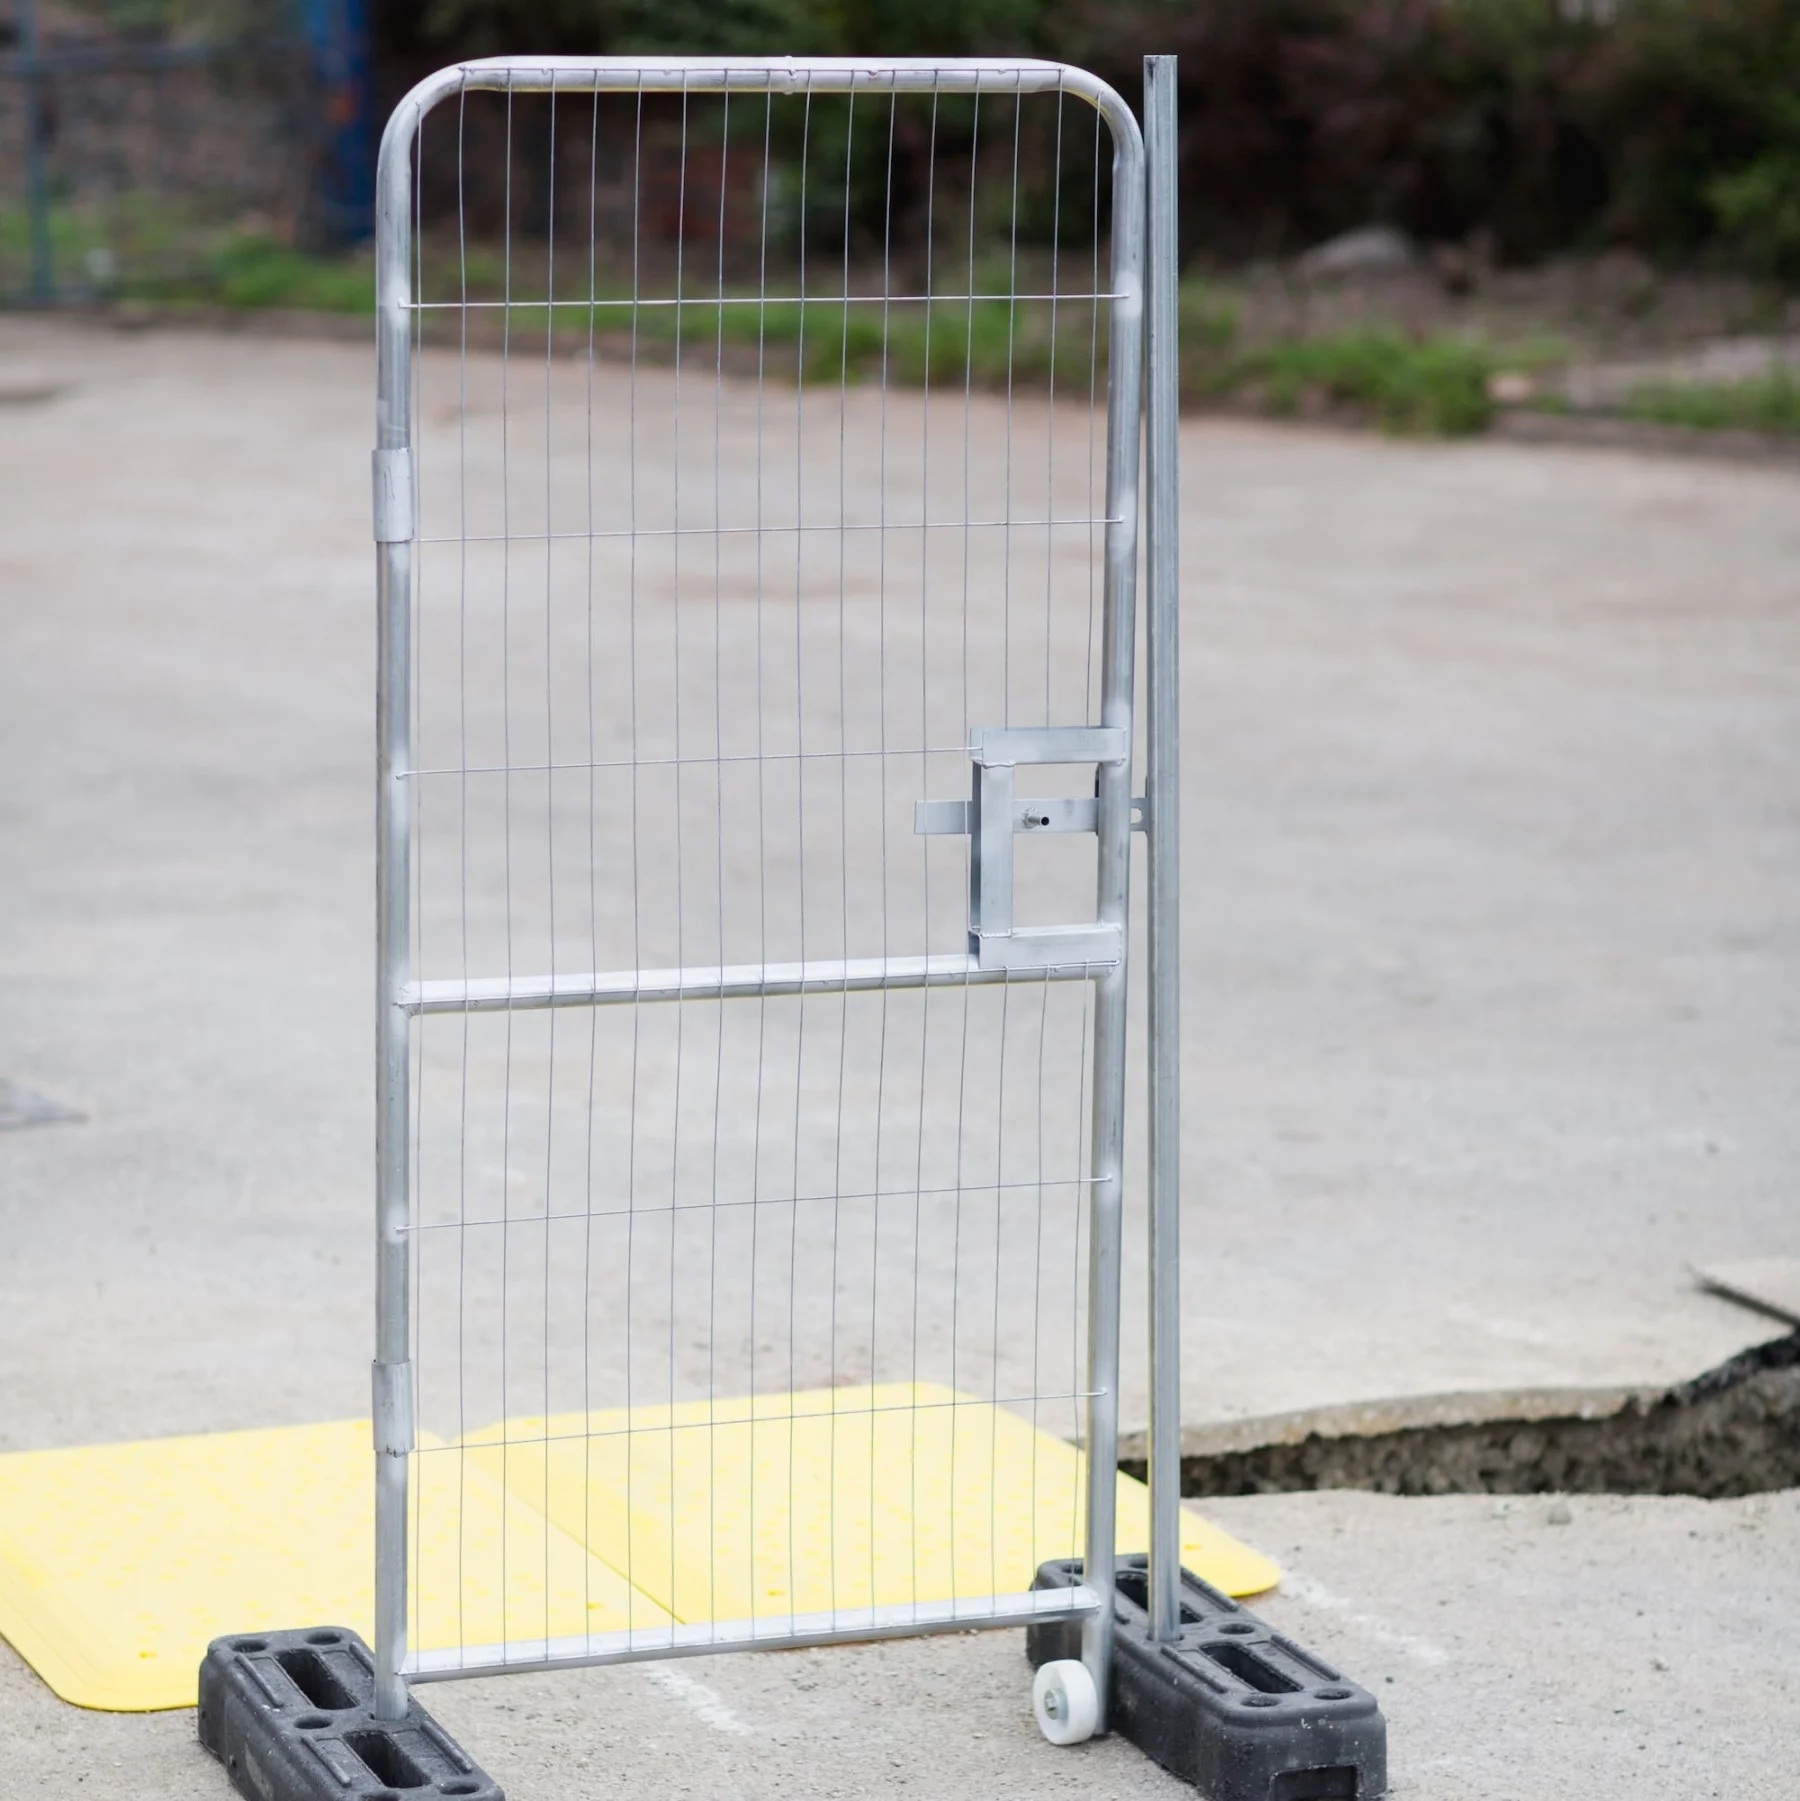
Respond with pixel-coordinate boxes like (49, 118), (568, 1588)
(2, 316), (1798, 1795)
(9, 1488), (1798, 1798)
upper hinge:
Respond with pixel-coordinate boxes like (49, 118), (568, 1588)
(372, 448), (415, 543)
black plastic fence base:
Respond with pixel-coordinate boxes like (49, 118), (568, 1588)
(1028, 1557), (1388, 1801)
(198, 1627), (504, 1801)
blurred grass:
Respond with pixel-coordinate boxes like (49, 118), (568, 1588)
(0, 199), (377, 312)
(593, 291), (1107, 392)
(1615, 371), (1800, 435)
(205, 236), (373, 311)
(500, 282), (1508, 436)
(58, 209), (1787, 445)
(1222, 331), (1498, 436)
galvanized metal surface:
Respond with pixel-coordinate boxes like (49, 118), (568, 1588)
(371, 55), (1152, 1726)
(1141, 52), (1182, 1649)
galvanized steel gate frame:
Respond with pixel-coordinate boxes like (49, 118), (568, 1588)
(370, 53), (1182, 1729)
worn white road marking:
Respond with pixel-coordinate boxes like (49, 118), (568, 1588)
(1277, 1570), (1450, 1667)
(640, 1663), (752, 1733)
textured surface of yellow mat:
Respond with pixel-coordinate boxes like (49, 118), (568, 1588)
(0, 1388), (1277, 1712)
(0, 1420), (659, 1711)
(466, 1383), (1279, 1623)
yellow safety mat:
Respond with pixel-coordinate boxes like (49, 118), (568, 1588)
(0, 1389), (1276, 1713)
(465, 1383), (1280, 1623)
(0, 1420), (661, 1712)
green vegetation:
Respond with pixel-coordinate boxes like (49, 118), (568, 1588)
(0, 199), (374, 312)
(35, 199), (1797, 446)
(204, 236), (373, 312)
(396, 0), (1800, 281)
(437, 291), (1103, 397)
(625, 292), (1102, 390)
(449, 280), (1506, 438)
(1227, 332), (1497, 437)
(33, 3), (1800, 294)
(1617, 372), (1800, 435)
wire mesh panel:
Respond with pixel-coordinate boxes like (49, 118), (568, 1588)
(372, 57), (1146, 1716)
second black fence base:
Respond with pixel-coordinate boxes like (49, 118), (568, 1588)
(1028, 1555), (1388, 1800)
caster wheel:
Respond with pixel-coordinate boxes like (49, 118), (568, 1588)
(1032, 1658), (1099, 1746)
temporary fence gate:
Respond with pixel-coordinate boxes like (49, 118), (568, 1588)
(371, 55), (1183, 1737)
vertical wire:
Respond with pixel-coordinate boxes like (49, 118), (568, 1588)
(1045, 83), (1065, 728)
(1084, 102), (1102, 721)
(623, 80), (646, 1633)
(666, 68), (693, 1637)
(1029, 971), (1052, 1555)
(1070, 100), (1104, 1546)
(989, 961), (1015, 1612)
(1029, 77), (1069, 1576)
(1001, 82), (1021, 732)
(580, 75), (601, 1647)
(946, 82), (984, 1616)
(785, 73), (818, 1638)
(826, 82), (858, 1631)
(906, 76), (943, 1617)
(1074, 105), (1103, 1533)
(453, 73), (472, 1662)
(539, 76), (560, 1652)
(1071, 980), (1093, 1546)
(707, 76), (733, 1642)
(497, 66), (517, 1644)
(744, 82), (775, 1639)
(987, 74), (1026, 1607)
(866, 77), (899, 1624)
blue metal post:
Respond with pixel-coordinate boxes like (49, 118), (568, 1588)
(18, 0), (55, 301)
(302, 0), (374, 244)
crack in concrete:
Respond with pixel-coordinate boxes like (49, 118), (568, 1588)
(1122, 1332), (1800, 1499)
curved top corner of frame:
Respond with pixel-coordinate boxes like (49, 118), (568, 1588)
(377, 56), (1142, 170)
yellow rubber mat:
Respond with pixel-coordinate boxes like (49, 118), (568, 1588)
(464, 1383), (1280, 1624)
(0, 1390), (1276, 1712)
(0, 1420), (660, 1712)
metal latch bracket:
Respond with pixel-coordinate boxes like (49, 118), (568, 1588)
(915, 726), (1130, 972)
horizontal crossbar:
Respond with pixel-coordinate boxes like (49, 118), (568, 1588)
(403, 949), (1114, 1015)
(404, 1585), (1102, 1682)
(427, 56), (1104, 101)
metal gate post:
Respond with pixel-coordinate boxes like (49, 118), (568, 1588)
(1082, 75), (1148, 1729)
(371, 85), (418, 1724)
(1142, 51), (1183, 1648)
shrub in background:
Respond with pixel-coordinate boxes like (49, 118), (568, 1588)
(373, 0), (1800, 282)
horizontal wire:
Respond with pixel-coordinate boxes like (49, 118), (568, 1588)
(415, 515), (1120, 546)
(400, 742), (970, 778)
(404, 1173), (1098, 1235)
(414, 1388), (1104, 1452)
(406, 290), (1122, 311)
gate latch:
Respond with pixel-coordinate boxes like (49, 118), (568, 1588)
(914, 725), (1132, 972)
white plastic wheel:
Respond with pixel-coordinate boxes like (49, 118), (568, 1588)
(1032, 1658), (1099, 1746)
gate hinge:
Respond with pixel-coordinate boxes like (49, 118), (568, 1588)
(1131, 795), (1148, 832)
(371, 1359), (415, 1456)
(372, 448), (415, 543)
